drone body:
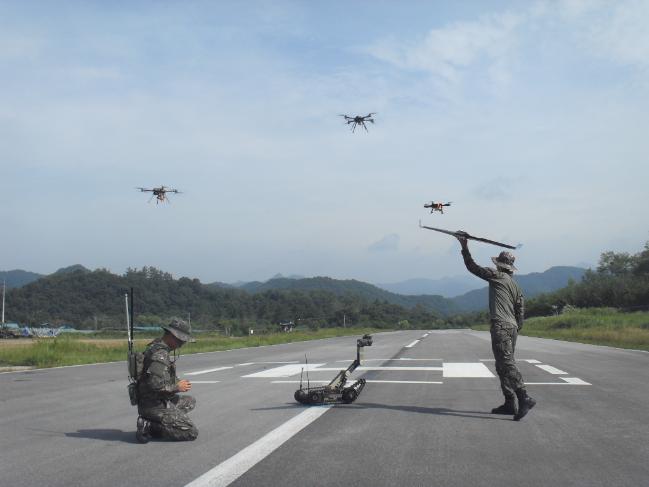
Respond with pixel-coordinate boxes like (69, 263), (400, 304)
(424, 201), (452, 214)
(137, 186), (181, 204)
(339, 113), (376, 132)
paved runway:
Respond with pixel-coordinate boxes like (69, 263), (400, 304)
(1, 330), (647, 487)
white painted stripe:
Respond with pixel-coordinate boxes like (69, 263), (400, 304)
(335, 358), (443, 362)
(422, 333), (429, 338)
(306, 366), (443, 372)
(481, 358), (541, 364)
(236, 363), (254, 367)
(443, 363), (495, 378)
(405, 340), (420, 348)
(242, 364), (324, 378)
(190, 381), (221, 384)
(255, 361), (300, 364)
(561, 377), (591, 385)
(186, 366), (234, 376)
(273, 380), (330, 384)
(535, 364), (568, 375)
(271, 380), (443, 385)
(367, 380), (442, 384)
(185, 406), (331, 487)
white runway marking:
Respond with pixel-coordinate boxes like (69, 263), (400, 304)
(443, 363), (495, 378)
(365, 380), (443, 384)
(535, 365), (568, 375)
(185, 406), (331, 487)
(272, 380), (444, 385)
(421, 333), (429, 338)
(561, 377), (591, 385)
(524, 359), (541, 364)
(242, 364), (324, 378)
(186, 366), (234, 376)
(255, 361), (299, 364)
(335, 358), (443, 362)
(308, 366), (443, 372)
(190, 381), (220, 384)
(405, 340), (420, 348)
(274, 380), (329, 384)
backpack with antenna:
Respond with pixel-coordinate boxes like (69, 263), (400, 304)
(125, 288), (144, 406)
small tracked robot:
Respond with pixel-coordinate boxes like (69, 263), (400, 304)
(294, 334), (373, 405)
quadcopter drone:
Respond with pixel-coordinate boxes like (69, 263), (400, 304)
(424, 201), (452, 214)
(339, 113), (376, 132)
(137, 186), (181, 204)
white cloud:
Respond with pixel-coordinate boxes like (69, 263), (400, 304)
(584, 0), (649, 68)
(366, 12), (522, 85)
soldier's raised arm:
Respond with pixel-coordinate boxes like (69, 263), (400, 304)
(457, 237), (498, 281)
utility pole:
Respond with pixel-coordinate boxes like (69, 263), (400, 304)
(1, 279), (5, 326)
(343, 313), (346, 328)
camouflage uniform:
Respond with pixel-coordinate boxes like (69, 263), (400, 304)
(137, 338), (198, 441)
(461, 248), (526, 400)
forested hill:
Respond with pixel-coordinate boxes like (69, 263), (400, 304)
(526, 243), (649, 315)
(4, 267), (448, 331)
(0, 265), (91, 289)
(237, 276), (457, 315)
(451, 266), (587, 312)
(0, 269), (44, 289)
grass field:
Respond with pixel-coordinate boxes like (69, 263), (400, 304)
(0, 327), (379, 369)
(472, 308), (649, 351)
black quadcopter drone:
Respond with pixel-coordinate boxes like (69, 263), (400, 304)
(339, 113), (376, 132)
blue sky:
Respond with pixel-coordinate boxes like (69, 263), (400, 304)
(1, 0), (648, 284)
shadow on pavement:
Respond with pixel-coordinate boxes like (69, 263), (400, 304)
(340, 402), (512, 421)
(65, 429), (139, 443)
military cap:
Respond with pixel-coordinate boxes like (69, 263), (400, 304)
(163, 318), (196, 343)
(492, 251), (517, 271)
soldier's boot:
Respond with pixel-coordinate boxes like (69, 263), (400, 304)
(135, 417), (151, 444)
(513, 390), (536, 421)
(149, 421), (164, 439)
(491, 396), (517, 415)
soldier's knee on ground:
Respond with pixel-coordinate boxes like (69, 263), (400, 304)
(177, 395), (196, 412)
(158, 411), (198, 441)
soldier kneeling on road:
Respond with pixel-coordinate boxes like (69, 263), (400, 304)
(136, 318), (198, 443)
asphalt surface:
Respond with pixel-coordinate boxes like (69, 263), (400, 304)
(0, 330), (647, 487)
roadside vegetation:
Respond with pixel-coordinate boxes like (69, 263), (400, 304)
(522, 308), (649, 351)
(0, 327), (379, 369)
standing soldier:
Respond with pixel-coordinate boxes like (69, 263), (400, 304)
(456, 236), (536, 421)
(136, 318), (199, 442)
